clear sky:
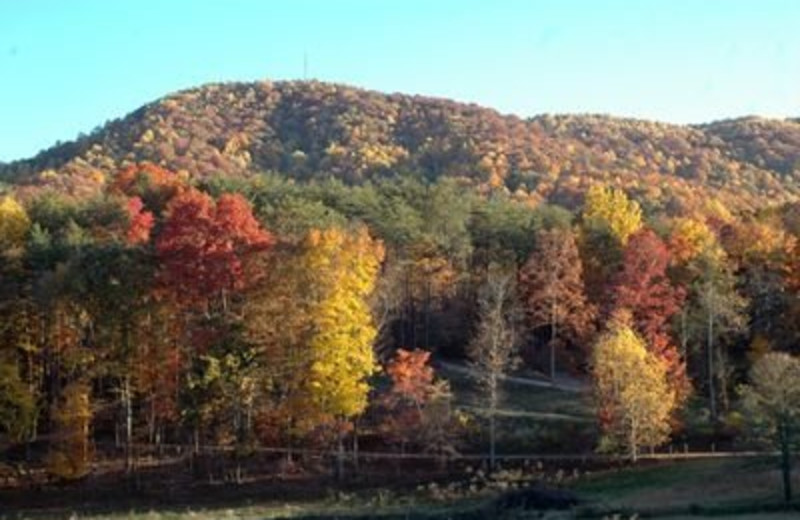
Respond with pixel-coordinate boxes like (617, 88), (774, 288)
(1, 0), (798, 162)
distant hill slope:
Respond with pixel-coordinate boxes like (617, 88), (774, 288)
(2, 80), (800, 213)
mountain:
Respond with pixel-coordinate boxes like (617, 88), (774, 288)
(2, 80), (800, 213)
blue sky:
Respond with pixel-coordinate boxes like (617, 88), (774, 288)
(1, 0), (798, 161)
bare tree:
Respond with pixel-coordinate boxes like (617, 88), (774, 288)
(468, 264), (520, 469)
(369, 256), (406, 361)
(691, 250), (747, 422)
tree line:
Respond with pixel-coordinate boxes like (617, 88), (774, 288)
(2, 163), (800, 488)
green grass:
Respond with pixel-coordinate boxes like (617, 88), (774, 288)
(437, 361), (594, 420)
(437, 361), (596, 453)
(662, 511), (800, 520)
(7, 500), (485, 520)
(1, 485), (493, 520)
(10, 459), (798, 519)
(573, 457), (800, 518)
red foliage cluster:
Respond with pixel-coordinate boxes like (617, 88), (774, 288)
(155, 188), (274, 307)
(112, 162), (186, 213)
(125, 197), (154, 245)
(609, 229), (689, 398)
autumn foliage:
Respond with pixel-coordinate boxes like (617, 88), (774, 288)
(4, 81), (800, 213)
(592, 315), (676, 461)
(303, 226), (384, 420)
(156, 188), (274, 306)
(610, 229), (689, 400)
(125, 196), (154, 245)
(2, 94), (800, 485)
(111, 162), (187, 212)
(378, 348), (442, 449)
(0, 196), (31, 249)
(520, 228), (594, 377)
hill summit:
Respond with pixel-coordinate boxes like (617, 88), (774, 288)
(2, 80), (800, 212)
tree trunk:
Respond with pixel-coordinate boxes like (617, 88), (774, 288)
(285, 413), (294, 465)
(780, 420), (793, 502)
(234, 390), (242, 484)
(352, 418), (360, 476)
(425, 278), (431, 349)
(717, 350), (730, 414)
(123, 376), (133, 473)
(401, 267), (408, 347)
(707, 311), (717, 422)
(489, 411), (496, 471)
(489, 374), (498, 470)
(336, 420), (345, 482)
(630, 420), (638, 463)
(148, 396), (156, 445)
(550, 300), (557, 381)
(680, 309), (689, 358)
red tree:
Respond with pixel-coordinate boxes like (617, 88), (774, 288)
(384, 348), (436, 405)
(125, 197), (154, 245)
(378, 348), (440, 451)
(609, 229), (689, 399)
(156, 188), (274, 308)
(520, 228), (595, 379)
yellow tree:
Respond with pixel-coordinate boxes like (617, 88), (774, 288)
(582, 184), (642, 245)
(303, 227), (384, 420)
(0, 196), (31, 250)
(46, 381), (92, 480)
(0, 356), (36, 442)
(245, 227), (384, 465)
(592, 313), (676, 462)
(668, 217), (717, 265)
(301, 226), (384, 476)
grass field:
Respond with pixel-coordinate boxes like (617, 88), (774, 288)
(3, 497), (482, 520)
(19, 458), (798, 520)
(573, 456), (800, 518)
(436, 360), (597, 453)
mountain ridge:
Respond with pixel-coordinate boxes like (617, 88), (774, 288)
(3, 79), (800, 213)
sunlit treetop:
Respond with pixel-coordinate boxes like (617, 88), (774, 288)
(0, 196), (31, 249)
(582, 184), (642, 245)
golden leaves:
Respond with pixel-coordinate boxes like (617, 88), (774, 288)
(0, 196), (31, 249)
(583, 184), (642, 245)
(303, 226), (384, 419)
(592, 321), (676, 459)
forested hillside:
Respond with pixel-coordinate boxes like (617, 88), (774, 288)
(3, 81), (800, 505)
(2, 80), (800, 213)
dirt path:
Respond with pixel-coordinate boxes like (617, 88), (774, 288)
(457, 404), (592, 422)
(436, 359), (587, 393)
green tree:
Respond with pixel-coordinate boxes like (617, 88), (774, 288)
(468, 195), (542, 266)
(740, 352), (800, 502)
